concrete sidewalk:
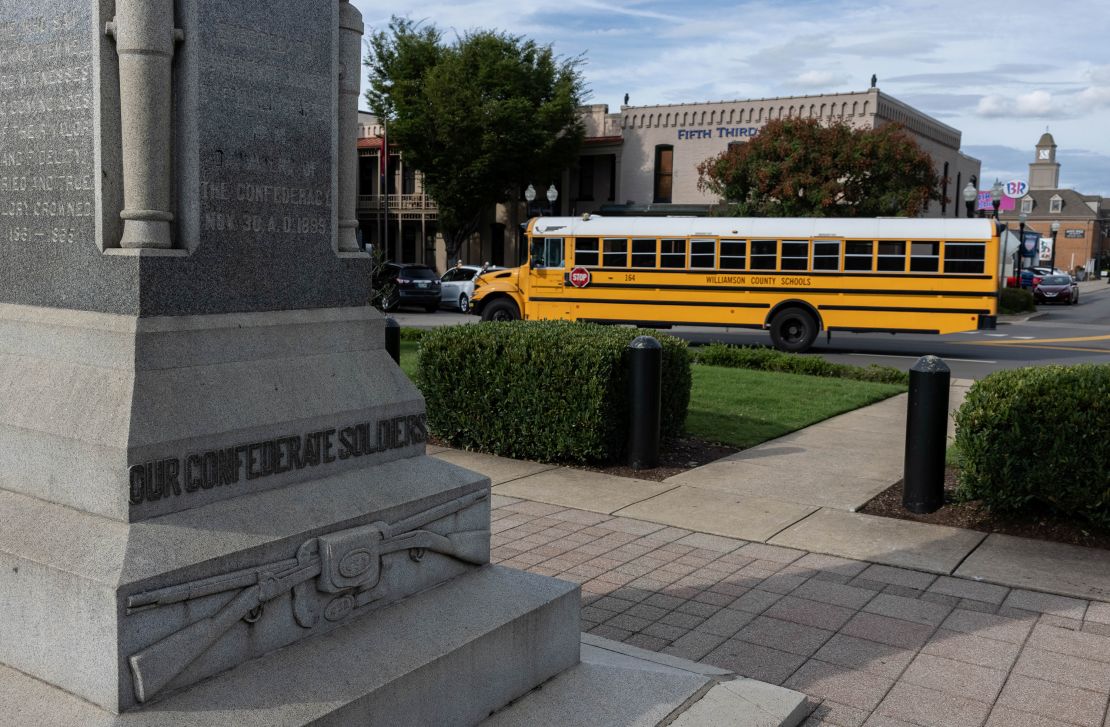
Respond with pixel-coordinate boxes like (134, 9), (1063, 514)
(433, 378), (1110, 725)
(430, 379), (1110, 602)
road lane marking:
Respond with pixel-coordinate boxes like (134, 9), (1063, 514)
(956, 333), (1110, 346)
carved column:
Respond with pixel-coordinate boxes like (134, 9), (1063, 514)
(337, 0), (364, 252)
(106, 0), (182, 249)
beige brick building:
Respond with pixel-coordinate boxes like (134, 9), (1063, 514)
(357, 87), (982, 269)
(997, 132), (1109, 275)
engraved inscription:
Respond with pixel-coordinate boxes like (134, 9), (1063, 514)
(197, 7), (331, 244)
(127, 414), (429, 507)
(0, 8), (94, 236)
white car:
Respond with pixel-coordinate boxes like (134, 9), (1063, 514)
(439, 265), (502, 313)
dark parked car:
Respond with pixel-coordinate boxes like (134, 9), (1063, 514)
(1033, 274), (1079, 305)
(376, 263), (441, 312)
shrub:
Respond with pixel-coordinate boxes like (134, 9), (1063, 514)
(416, 320), (691, 463)
(955, 365), (1110, 526)
(399, 327), (427, 341)
(999, 287), (1035, 314)
(691, 343), (908, 385)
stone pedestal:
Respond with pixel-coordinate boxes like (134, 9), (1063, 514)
(0, 0), (581, 722)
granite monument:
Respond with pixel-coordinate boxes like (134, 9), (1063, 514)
(0, 0), (579, 722)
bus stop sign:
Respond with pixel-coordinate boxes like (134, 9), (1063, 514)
(569, 267), (591, 288)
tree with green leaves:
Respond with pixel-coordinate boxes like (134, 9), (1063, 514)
(697, 118), (943, 217)
(364, 18), (586, 264)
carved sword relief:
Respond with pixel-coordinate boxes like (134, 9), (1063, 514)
(125, 491), (489, 703)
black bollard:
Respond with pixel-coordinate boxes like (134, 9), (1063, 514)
(385, 317), (400, 365)
(903, 355), (950, 514)
(626, 336), (662, 470)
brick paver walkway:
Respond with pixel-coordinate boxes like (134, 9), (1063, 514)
(491, 495), (1110, 727)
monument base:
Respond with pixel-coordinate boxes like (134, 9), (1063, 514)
(0, 565), (580, 726)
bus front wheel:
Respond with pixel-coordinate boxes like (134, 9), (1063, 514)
(769, 308), (818, 353)
(481, 299), (520, 322)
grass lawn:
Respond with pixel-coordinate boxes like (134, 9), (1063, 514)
(399, 340), (419, 379)
(401, 342), (904, 451)
(686, 364), (905, 449)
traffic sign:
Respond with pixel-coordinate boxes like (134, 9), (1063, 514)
(569, 267), (591, 288)
(1003, 179), (1028, 199)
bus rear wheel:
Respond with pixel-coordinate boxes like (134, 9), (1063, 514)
(769, 308), (818, 353)
(481, 298), (520, 322)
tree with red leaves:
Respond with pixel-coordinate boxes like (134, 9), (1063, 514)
(697, 118), (943, 217)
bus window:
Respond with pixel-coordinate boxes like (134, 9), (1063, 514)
(690, 239), (716, 268)
(631, 238), (656, 268)
(877, 241), (907, 272)
(910, 241), (939, 272)
(813, 240), (841, 270)
(750, 240), (777, 270)
(574, 237), (599, 266)
(603, 238), (628, 267)
(944, 242), (986, 274)
(781, 240), (809, 271)
(661, 239), (686, 268)
(844, 241), (874, 271)
(719, 239), (746, 269)
(532, 237), (564, 268)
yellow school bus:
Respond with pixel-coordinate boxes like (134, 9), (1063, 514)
(469, 215), (1000, 352)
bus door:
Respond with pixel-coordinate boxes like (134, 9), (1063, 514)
(528, 236), (569, 318)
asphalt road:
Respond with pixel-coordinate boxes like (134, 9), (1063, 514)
(388, 279), (1110, 381)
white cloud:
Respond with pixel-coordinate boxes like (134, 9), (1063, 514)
(975, 90), (1059, 118)
(789, 70), (846, 88)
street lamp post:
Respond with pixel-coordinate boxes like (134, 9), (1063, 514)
(962, 182), (977, 219)
(521, 184), (536, 265)
(1050, 221), (1060, 274)
(990, 179), (1003, 220)
(1018, 213), (1028, 282)
(546, 184), (558, 215)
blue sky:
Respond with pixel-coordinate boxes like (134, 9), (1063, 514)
(352, 0), (1110, 196)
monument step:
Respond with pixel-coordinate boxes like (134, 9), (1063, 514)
(0, 565), (579, 726)
(484, 635), (809, 727)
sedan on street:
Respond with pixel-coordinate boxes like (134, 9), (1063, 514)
(1033, 274), (1079, 305)
(440, 264), (501, 313)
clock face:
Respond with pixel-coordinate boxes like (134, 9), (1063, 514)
(1038, 149), (1050, 159)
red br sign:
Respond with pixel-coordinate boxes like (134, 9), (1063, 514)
(569, 267), (591, 288)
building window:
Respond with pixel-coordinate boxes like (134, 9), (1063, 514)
(955, 172), (961, 218)
(578, 158), (594, 201)
(1050, 195), (1062, 214)
(1021, 197), (1033, 214)
(402, 164), (416, 195)
(608, 155), (616, 201)
(941, 162), (949, 216)
(653, 145), (673, 203)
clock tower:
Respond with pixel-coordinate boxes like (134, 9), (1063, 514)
(1029, 131), (1060, 189)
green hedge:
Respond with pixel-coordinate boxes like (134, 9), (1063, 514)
(691, 343), (908, 385)
(955, 365), (1110, 525)
(416, 320), (691, 463)
(999, 287), (1035, 314)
